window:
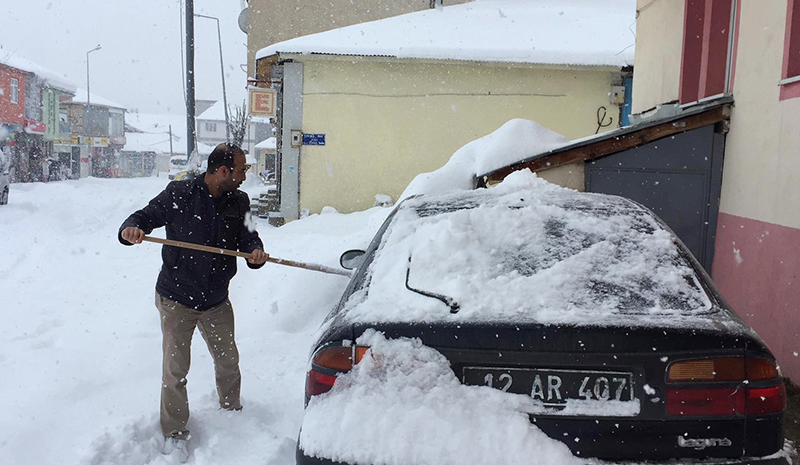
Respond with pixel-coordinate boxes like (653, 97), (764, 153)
(10, 78), (19, 104)
(108, 112), (124, 137)
(780, 0), (800, 100)
(205, 122), (217, 132)
(679, 0), (733, 103)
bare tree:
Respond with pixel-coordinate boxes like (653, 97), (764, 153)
(228, 101), (248, 147)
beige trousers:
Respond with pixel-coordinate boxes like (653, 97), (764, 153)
(155, 292), (242, 438)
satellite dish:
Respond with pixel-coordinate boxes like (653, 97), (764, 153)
(238, 8), (248, 34)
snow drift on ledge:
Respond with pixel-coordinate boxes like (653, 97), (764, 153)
(399, 118), (569, 202)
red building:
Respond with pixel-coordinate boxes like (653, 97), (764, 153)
(0, 62), (27, 128)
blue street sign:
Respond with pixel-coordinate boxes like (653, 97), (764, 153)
(302, 133), (326, 146)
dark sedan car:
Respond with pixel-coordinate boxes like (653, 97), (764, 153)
(297, 174), (788, 465)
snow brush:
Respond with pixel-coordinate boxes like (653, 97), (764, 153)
(141, 236), (352, 277)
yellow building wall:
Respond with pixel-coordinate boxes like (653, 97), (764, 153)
(296, 58), (621, 213)
(631, 0), (685, 114)
(538, 162), (585, 192)
(720, 1), (800, 229)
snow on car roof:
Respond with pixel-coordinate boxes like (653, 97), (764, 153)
(342, 170), (730, 329)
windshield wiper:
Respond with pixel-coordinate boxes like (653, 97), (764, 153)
(404, 256), (460, 314)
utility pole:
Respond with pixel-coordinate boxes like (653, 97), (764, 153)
(86, 44), (101, 177)
(185, 0), (196, 158)
(195, 14), (230, 143)
(168, 124), (174, 157)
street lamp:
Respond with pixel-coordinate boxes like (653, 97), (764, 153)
(86, 44), (101, 109)
(86, 44), (101, 176)
(194, 13), (230, 143)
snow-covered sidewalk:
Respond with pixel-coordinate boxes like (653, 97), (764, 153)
(0, 176), (389, 464)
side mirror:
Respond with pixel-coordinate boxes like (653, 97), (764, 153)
(339, 249), (366, 270)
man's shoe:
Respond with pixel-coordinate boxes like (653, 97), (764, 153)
(162, 437), (190, 463)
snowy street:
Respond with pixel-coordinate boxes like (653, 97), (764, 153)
(0, 176), (390, 464)
(3, 0), (800, 462)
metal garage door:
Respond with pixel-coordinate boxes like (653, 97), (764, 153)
(585, 124), (725, 272)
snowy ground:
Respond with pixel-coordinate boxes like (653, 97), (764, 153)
(0, 176), (390, 464)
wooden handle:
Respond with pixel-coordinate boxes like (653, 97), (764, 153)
(141, 236), (352, 277)
(143, 236), (254, 258)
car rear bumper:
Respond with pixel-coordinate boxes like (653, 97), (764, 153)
(297, 448), (791, 465)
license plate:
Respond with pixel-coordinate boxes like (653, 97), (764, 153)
(462, 367), (635, 407)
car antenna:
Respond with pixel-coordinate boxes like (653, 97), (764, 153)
(404, 255), (460, 314)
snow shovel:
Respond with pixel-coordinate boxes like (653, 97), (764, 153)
(141, 236), (352, 277)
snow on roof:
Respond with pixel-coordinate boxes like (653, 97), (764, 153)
(250, 115), (271, 124)
(255, 137), (276, 150)
(197, 100), (227, 121)
(257, 0), (635, 67)
(126, 112), (188, 138)
(342, 170), (725, 330)
(122, 132), (214, 155)
(72, 88), (127, 110)
(0, 53), (77, 94)
(122, 132), (179, 154)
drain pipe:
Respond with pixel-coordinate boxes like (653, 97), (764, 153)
(723, 0), (738, 94)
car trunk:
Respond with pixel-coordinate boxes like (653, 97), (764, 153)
(349, 321), (783, 462)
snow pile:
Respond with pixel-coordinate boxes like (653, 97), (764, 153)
(257, 0), (636, 67)
(400, 119), (568, 201)
(0, 177), (391, 464)
(373, 193), (393, 207)
(300, 330), (582, 465)
(255, 137), (277, 150)
(347, 170), (720, 328)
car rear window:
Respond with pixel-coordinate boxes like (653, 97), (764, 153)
(343, 173), (716, 327)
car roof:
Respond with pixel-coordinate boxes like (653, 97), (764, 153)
(339, 171), (744, 331)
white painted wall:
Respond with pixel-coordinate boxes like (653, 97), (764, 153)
(631, 0), (685, 114)
(720, 1), (800, 229)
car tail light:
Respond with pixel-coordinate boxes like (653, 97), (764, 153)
(667, 357), (745, 382)
(666, 387), (744, 415)
(666, 357), (784, 416)
(746, 384), (786, 415)
(306, 345), (370, 396)
(746, 358), (780, 380)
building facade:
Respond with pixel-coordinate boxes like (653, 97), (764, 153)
(254, 1), (635, 218)
(196, 100), (271, 155)
(0, 57), (77, 182)
(63, 90), (127, 178)
(632, 0), (800, 381)
(0, 63), (28, 181)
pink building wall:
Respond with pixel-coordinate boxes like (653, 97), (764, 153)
(712, 213), (800, 380)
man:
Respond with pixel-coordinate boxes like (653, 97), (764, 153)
(119, 143), (268, 461)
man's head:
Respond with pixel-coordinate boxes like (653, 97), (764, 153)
(206, 143), (249, 192)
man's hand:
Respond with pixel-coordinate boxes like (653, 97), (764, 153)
(121, 226), (145, 245)
(248, 249), (269, 265)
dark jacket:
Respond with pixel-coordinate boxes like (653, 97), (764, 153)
(119, 175), (264, 310)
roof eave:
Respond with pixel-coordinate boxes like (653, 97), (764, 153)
(260, 51), (627, 70)
(479, 95), (735, 183)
